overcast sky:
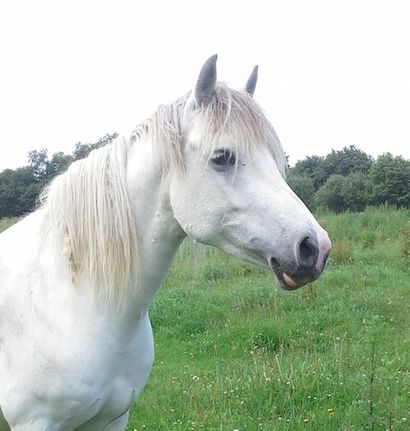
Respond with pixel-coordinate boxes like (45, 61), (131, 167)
(0, 0), (409, 171)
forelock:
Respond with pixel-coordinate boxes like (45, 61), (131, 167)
(193, 84), (287, 176)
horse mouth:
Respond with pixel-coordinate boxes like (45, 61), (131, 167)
(269, 257), (302, 290)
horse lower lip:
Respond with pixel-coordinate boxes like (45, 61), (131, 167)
(282, 273), (299, 289)
(269, 258), (302, 290)
(269, 258), (286, 284)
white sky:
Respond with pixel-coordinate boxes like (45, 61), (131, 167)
(0, 0), (409, 171)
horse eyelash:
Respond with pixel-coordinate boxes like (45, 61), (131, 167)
(211, 149), (236, 166)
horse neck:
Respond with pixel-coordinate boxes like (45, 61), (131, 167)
(126, 137), (186, 311)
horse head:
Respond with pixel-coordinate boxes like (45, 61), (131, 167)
(170, 55), (331, 289)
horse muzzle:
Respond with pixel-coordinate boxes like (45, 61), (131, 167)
(268, 232), (332, 290)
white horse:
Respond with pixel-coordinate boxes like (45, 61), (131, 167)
(0, 55), (331, 430)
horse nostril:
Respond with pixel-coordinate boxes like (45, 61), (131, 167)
(298, 236), (319, 268)
(323, 251), (330, 266)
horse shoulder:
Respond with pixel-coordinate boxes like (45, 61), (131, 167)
(0, 213), (154, 427)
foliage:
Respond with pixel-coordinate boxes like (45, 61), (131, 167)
(342, 172), (369, 212)
(324, 145), (373, 178)
(286, 172), (316, 210)
(291, 146), (373, 193)
(368, 153), (409, 207)
(73, 133), (118, 160)
(292, 155), (327, 191)
(288, 146), (408, 213)
(0, 217), (18, 233)
(315, 172), (370, 213)
(0, 133), (118, 218)
(0, 138), (408, 217)
(315, 174), (348, 213)
(46, 151), (74, 178)
(0, 167), (42, 217)
(28, 148), (49, 180)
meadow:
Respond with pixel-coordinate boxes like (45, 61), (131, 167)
(128, 207), (409, 431)
(0, 207), (408, 430)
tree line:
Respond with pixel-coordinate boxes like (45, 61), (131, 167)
(287, 145), (409, 212)
(0, 133), (118, 218)
(0, 139), (408, 218)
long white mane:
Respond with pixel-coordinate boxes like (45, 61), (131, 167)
(40, 84), (287, 304)
(40, 138), (138, 304)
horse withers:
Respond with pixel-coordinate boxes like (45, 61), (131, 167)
(0, 55), (331, 430)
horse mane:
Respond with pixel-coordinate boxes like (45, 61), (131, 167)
(40, 83), (287, 305)
(40, 137), (138, 305)
(131, 83), (288, 177)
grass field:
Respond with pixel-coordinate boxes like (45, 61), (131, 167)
(1, 207), (409, 430)
(128, 206), (409, 431)
(0, 218), (18, 233)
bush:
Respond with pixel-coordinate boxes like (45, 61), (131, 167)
(342, 172), (369, 212)
(287, 173), (316, 210)
(291, 155), (327, 191)
(368, 153), (409, 207)
(315, 172), (370, 213)
(324, 145), (373, 177)
(315, 174), (347, 213)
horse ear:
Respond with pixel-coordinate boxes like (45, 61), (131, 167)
(245, 65), (258, 96)
(195, 54), (218, 106)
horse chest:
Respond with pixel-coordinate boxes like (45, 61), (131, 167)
(1, 295), (154, 428)
(69, 313), (155, 426)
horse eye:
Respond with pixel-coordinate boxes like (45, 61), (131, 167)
(211, 149), (236, 167)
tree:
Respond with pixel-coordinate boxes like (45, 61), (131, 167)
(291, 146), (374, 194)
(324, 145), (373, 178)
(0, 167), (40, 217)
(46, 152), (73, 180)
(343, 172), (369, 212)
(368, 153), (409, 207)
(73, 133), (118, 160)
(315, 172), (371, 213)
(0, 133), (119, 218)
(28, 149), (49, 180)
(315, 174), (348, 213)
(287, 173), (316, 210)
(291, 155), (327, 191)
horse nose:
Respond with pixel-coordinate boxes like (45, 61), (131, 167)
(298, 236), (319, 269)
(315, 230), (332, 272)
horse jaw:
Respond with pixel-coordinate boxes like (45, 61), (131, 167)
(169, 136), (331, 290)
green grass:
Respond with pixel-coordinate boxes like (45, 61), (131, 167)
(0, 217), (18, 233)
(1, 207), (409, 430)
(128, 206), (409, 430)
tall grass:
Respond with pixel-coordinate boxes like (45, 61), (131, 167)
(0, 217), (18, 233)
(1, 207), (408, 430)
(128, 206), (409, 430)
